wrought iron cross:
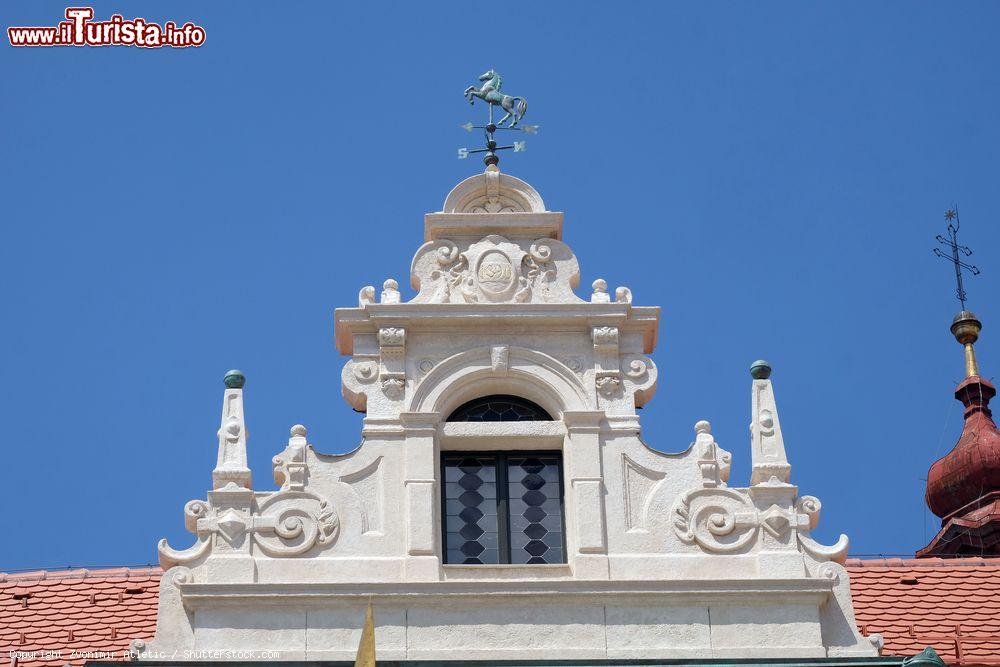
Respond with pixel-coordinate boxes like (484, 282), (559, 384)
(934, 208), (980, 310)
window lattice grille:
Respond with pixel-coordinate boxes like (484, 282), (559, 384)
(446, 395), (552, 422)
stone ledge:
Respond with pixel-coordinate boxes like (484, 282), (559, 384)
(175, 577), (835, 606)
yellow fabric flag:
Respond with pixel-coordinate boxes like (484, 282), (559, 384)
(354, 598), (376, 667)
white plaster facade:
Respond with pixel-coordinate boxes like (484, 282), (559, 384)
(136, 167), (881, 661)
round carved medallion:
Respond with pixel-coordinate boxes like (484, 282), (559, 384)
(477, 251), (514, 293)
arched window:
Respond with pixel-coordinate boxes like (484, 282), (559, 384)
(447, 395), (552, 422)
(442, 395), (564, 566)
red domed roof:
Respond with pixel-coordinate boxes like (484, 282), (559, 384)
(922, 375), (1000, 557)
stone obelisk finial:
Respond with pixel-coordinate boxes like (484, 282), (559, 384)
(749, 360), (792, 486)
(212, 370), (252, 489)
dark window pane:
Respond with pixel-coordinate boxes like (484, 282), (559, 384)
(442, 454), (500, 564)
(447, 395), (552, 422)
(506, 454), (564, 564)
(442, 450), (565, 565)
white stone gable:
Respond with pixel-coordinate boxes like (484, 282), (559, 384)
(136, 168), (880, 662)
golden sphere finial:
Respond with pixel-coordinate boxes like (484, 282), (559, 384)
(951, 311), (982, 346)
(951, 311), (983, 378)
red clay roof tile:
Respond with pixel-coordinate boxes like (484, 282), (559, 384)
(847, 557), (1000, 666)
(0, 568), (160, 667)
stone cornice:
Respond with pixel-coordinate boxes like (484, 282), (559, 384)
(335, 303), (660, 355)
(175, 576), (835, 607)
(424, 211), (564, 242)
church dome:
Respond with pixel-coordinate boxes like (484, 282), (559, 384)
(925, 374), (1000, 519)
(923, 309), (1000, 548)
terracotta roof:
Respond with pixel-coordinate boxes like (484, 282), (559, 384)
(847, 557), (1000, 665)
(0, 567), (160, 667)
(3, 560), (999, 665)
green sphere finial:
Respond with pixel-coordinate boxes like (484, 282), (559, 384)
(224, 369), (246, 389)
(901, 646), (946, 667)
(750, 360), (772, 380)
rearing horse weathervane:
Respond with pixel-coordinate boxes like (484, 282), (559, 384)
(458, 69), (539, 166)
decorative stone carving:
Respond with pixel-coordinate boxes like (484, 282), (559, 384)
(158, 483), (338, 567)
(560, 355), (584, 375)
(358, 285), (376, 307)
(379, 327), (406, 346)
(342, 355), (380, 412)
(339, 456), (384, 535)
(273, 425), (310, 491)
(353, 360), (378, 383)
(591, 278), (611, 303)
(592, 326), (622, 398)
(253, 490), (338, 558)
(615, 286), (632, 304)
(380, 279), (401, 304)
(623, 357), (648, 380)
(618, 354), (658, 408)
(378, 326), (406, 399)
(440, 165), (546, 214)
(592, 326), (619, 346)
(760, 504), (792, 538)
(161, 422), (340, 568)
(523, 240), (557, 299)
(671, 374), (851, 565)
(410, 235), (582, 305)
(692, 420), (731, 487)
(595, 376), (620, 396)
(622, 454), (665, 532)
(490, 345), (509, 372)
(674, 486), (760, 553)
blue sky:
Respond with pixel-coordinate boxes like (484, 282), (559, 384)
(2, 1), (998, 570)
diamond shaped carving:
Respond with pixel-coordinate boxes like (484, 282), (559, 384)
(217, 508), (246, 542)
(761, 506), (790, 537)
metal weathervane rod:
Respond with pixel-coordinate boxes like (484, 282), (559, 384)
(459, 69), (539, 166)
(933, 207), (981, 311)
